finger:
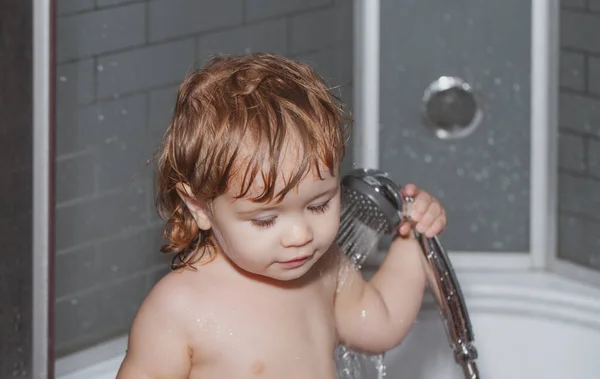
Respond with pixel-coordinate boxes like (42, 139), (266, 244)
(425, 218), (446, 238)
(416, 201), (441, 233)
(398, 222), (412, 236)
(402, 184), (418, 197)
(411, 192), (432, 221)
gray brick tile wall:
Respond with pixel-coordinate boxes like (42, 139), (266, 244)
(94, 225), (170, 281)
(559, 132), (586, 172)
(56, 93), (147, 155)
(55, 152), (96, 204)
(55, 188), (149, 251)
(55, 0), (353, 353)
(96, 38), (195, 98)
(96, 0), (142, 7)
(559, 93), (600, 135)
(561, 0), (586, 9)
(245, 0), (333, 22)
(196, 18), (288, 62)
(55, 245), (101, 299)
(54, 273), (150, 356)
(57, 0), (95, 16)
(589, 0), (600, 12)
(56, 59), (96, 106)
(589, 139), (600, 177)
(289, 2), (352, 54)
(561, 11), (600, 53)
(559, 215), (600, 270)
(95, 135), (153, 192)
(559, 5), (600, 270)
(560, 51), (585, 91)
(149, 0), (244, 42)
(56, 3), (146, 63)
(587, 56), (600, 95)
(559, 173), (600, 219)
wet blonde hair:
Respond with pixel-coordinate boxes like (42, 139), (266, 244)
(156, 53), (348, 269)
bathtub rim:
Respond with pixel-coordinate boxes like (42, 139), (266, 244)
(55, 270), (600, 378)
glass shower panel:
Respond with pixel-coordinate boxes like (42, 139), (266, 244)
(379, 0), (531, 252)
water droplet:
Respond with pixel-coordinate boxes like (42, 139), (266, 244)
(97, 64), (104, 72)
(97, 114), (105, 121)
(110, 265), (118, 272)
(493, 77), (502, 85)
(423, 154), (432, 163)
(59, 76), (67, 82)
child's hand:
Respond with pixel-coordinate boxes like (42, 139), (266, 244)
(398, 184), (446, 238)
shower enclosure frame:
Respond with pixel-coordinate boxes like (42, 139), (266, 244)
(33, 0), (55, 378)
(353, 0), (600, 286)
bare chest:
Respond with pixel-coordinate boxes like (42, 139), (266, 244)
(187, 280), (338, 378)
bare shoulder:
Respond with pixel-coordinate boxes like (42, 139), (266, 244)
(132, 267), (218, 335)
(117, 268), (209, 379)
(143, 267), (206, 312)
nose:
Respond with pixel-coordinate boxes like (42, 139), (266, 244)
(281, 217), (313, 247)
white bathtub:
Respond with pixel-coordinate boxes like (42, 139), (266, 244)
(56, 271), (600, 379)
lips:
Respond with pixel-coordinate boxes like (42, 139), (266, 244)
(280, 254), (313, 269)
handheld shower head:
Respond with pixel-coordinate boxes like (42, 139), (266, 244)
(338, 168), (413, 268)
(341, 168), (403, 232)
(337, 168), (480, 379)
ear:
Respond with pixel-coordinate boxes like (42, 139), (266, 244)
(175, 183), (212, 231)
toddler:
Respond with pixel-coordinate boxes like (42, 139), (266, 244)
(117, 53), (447, 379)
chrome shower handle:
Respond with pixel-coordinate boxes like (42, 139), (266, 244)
(412, 225), (479, 378)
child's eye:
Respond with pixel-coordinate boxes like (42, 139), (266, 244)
(251, 217), (276, 228)
(308, 200), (331, 214)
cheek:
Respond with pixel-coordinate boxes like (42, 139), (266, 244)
(316, 203), (341, 242)
(212, 220), (275, 259)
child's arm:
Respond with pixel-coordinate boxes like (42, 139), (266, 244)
(333, 185), (445, 354)
(117, 283), (192, 378)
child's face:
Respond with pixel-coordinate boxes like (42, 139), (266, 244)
(208, 161), (341, 281)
